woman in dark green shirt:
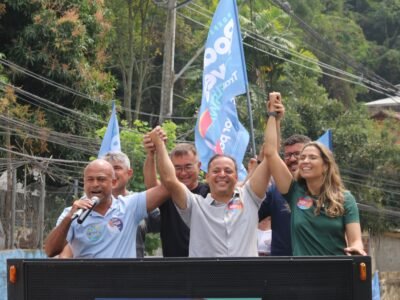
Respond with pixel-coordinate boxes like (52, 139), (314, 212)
(264, 92), (366, 256)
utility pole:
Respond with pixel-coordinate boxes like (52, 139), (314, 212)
(10, 168), (16, 248)
(4, 108), (12, 249)
(37, 171), (46, 249)
(159, 0), (177, 123)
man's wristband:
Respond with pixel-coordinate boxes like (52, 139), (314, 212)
(267, 111), (278, 118)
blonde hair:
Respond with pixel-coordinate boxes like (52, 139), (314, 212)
(297, 142), (345, 217)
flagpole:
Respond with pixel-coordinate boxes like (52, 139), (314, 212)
(245, 88), (257, 157)
(234, 1), (256, 158)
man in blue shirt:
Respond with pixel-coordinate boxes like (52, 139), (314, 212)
(44, 157), (167, 258)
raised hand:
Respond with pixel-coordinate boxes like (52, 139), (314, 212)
(144, 127), (167, 154)
(143, 133), (156, 154)
(149, 126), (165, 148)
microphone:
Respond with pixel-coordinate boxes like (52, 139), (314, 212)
(71, 208), (84, 221)
(71, 195), (88, 221)
(75, 196), (100, 224)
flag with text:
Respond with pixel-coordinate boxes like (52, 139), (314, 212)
(195, 0), (249, 180)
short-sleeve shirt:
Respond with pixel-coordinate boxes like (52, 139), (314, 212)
(283, 181), (360, 256)
(159, 183), (209, 257)
(177, 182), (265, 257)
(57, 193), (147, 258)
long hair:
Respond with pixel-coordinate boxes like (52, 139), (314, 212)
(296, 142), (345, 217)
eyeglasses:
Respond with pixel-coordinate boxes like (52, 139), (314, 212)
(284, 151), (301, 160)
(174, 163), (196, 173)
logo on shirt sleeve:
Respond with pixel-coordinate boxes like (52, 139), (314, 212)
(296, 196), (313, 210)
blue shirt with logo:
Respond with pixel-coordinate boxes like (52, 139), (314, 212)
(57, 193), (147, 258)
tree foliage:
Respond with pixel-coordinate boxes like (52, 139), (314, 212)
(1, 0), (116, 160)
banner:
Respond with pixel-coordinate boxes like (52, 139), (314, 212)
(98, 101), (121, 158)
(195, 0), (249, 180)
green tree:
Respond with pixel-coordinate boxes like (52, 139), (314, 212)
(348, 0), (400, 86)
(1, 0), (116, 160)
(106, 0), (165, 123)
(96, 118), (177, 191)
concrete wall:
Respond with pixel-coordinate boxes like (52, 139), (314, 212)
(380, 272), (400, 300)
(371, 233), (400, 272)
(369, 232), (400, 299)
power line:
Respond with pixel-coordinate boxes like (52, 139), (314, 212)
(181, 1), (400, 102)
(0, 58), (196, 121)
(0, 114), (99, 154)
(267, 0), (399, 93)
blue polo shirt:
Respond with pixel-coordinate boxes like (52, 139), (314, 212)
(57, 192), (147, 258)
(258, 184), (292, 256)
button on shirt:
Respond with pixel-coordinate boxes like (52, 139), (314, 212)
(176, 182), (264, 257)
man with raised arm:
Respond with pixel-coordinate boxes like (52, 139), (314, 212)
(148, 126), (271, 257)
(44, 157), (168, 258)
(143, 140), (209, 257)
(56, 151), (160, 258)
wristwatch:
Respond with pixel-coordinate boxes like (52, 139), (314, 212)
(267, 111), (278, 117)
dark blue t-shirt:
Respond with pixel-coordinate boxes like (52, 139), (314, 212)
(258, 184), (292, 256)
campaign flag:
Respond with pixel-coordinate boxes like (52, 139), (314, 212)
(317, 129), (333, 151)
(98, 101), (121, 158)
(372, 270), (381, 300)
(195, 0), (249, 180)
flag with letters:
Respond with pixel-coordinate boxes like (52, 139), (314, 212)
(195, 0), (249, 180)
(98, 101), (121, 158)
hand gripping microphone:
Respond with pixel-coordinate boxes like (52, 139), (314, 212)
(71, 195), (87, 221)
(74, 196), (100, 224)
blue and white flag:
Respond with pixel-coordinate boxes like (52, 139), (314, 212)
(195, 0), (249, 180)
(98, 101), (121, 158)
(317, 129), (333, 151)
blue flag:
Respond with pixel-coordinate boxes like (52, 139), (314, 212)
(317, 129), (333, 151)
(98, 101), (121, 158)
(372, 271), (380, 300)
(195, 0), (249, 180)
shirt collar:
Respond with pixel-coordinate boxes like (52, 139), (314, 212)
(208, 188), (241, 206)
